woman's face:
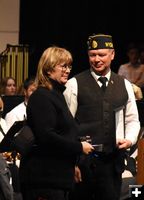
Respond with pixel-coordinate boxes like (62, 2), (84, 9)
(5, 78), (17, 95)
(48, 63), (72, 85)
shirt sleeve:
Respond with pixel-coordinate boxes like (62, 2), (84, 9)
(124, 79), (141, 145)
(5, 103), (26, 131)
(118, 65), (125, 76)
(5, 112), (18, 131)
(64, 77), (78, 117)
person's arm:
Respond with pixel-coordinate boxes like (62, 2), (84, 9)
(118, 64), (128, 81)
(27, 90), (94, 155)
(5, 103), (26, 131)
(117, 79), (140, 149)
(117, 65), (124, 76)
(132, 83), (143, 100)
(64, 77), (78, 117)
(125, 79), (140, 144)
(5, 112), (19, 131)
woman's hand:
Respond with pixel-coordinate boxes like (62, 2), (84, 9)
(81, 141), (94, 154)
(74, 166), (82, 182)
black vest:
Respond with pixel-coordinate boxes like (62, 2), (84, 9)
(75, 70), (128, 153)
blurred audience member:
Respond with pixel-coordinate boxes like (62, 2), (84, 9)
(0, 96), (23, 200)
(120, 148), (137, 200)
(0, 77), (17, 96)
(139, 47), (144, 64)
(132, 83), (143, 100)
(5, 77), (36, 130)
(0, 97), (8, 142)
(118, 43), (144, 88)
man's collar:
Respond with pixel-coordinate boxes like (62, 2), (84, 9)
(90, 68), (111, 81)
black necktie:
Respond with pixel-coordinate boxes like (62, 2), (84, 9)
(99, 77), (107, 91)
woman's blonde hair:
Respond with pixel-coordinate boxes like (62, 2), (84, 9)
(35, 46), (73, 89)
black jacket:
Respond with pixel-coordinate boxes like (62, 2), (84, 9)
(19, 79), (82, 190)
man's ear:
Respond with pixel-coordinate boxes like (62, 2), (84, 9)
(111, 49), (115, 61)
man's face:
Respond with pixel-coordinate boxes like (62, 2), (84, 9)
(88, 49), (115, 75)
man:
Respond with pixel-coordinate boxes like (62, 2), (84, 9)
(64, 34), (140, 200)
(5, 77), (36, 130)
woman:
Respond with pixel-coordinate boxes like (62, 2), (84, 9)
(0, 77), (17, 96)
(19, 46), (93, 200)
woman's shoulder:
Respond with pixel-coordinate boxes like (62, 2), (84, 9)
(28, 86), (52, 104)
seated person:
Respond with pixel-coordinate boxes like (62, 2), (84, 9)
(0, 96), (22, 199)
(120, 129), (144, 200)
(118, 43), (144, 88)
(0, 97), (8, 142)
(5, 77), (36, 130)
(0, 76), (17, 96)
(120, 148), (137, 200)
(132, 83), (143, 100)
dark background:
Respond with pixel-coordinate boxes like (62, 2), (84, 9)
(19, 0), (144, 78)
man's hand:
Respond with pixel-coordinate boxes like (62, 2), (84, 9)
(117, 139), (132, 149)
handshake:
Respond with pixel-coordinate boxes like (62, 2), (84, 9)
(79, 135), (103, 152)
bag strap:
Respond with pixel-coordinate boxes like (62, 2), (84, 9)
(0, 125), (5, 136)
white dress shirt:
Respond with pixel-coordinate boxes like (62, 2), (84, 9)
(0, 118), (8, 142)
(5, 102), (26, 131)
